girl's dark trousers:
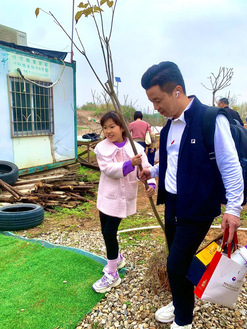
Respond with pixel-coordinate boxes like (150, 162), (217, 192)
(99, 211), (122, 260)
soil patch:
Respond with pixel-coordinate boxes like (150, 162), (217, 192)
(77, 110), (102, 137)
(17, 177), (247, 247)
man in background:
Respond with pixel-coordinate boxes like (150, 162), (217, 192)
(217, 97), (244, 125)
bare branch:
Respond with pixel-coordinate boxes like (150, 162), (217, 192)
(36, 0), (166, 237)
(75, 28), (86, 54)
(96, 0), (106, 41)
(201, 83), (212, 91)
(201, 66), (234, 105)
(108, 0), (118, 41)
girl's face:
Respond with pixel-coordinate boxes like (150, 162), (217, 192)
(102, 118), (124, 143)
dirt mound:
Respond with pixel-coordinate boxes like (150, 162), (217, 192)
(77, 110), (102, 136)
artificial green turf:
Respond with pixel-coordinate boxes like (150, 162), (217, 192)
(0, 234), (105, 329)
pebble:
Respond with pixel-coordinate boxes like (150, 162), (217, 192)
(20, 229), (247, 329)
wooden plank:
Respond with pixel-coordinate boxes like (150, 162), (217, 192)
(14, 174), (65, 185)
(0, 195), (15, 202)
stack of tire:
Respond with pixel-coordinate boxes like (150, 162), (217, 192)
(0, 160), (44, 231)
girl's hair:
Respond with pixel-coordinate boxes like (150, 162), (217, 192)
(100, 111), (127, 138)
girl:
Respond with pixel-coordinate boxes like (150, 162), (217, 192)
(92, 111), (156, 293)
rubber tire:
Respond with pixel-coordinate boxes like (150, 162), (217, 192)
(0, 204), (44, 231)
(0, 161), (19, 185)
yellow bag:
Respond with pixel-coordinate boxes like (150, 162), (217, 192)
(196, 241), (221, 266)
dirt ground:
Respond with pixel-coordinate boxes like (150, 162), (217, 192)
(77, 110), (103, 137)
(21, 178), (247, 247)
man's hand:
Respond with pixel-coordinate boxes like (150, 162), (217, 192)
(139, 168), (151, 182)
(221, 213), (241, 243)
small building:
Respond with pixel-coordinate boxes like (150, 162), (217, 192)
(0, 37), (77, 175)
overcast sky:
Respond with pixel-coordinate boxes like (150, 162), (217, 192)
(1, 0), (247, 112)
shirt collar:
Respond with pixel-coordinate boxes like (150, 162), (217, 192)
(173, 98), (194, 123)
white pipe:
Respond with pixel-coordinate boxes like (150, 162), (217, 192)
(118, 225), (247, 234)
(119, 226), (161, 233)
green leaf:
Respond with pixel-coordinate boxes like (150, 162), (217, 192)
(107, 0), (114, 7)
(35, 7), (40, 17)
(83, 7), (93, 17)
(75, 11), (83, 23)
(78, 2), (89, 8)
(94, 6), (104, 13)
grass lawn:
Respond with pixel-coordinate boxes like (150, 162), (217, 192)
(0, 234), (106, 329)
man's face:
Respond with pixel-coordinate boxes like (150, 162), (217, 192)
(217, 101), (224, 108)
(146, 85), (179, 118)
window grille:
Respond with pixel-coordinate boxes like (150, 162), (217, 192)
(8, 76), (54, 137)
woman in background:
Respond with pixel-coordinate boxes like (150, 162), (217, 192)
(129, 111), (152, 151)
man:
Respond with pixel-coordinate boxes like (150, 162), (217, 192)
(139, 62), (244, 329)
(217, 97), (244, 126)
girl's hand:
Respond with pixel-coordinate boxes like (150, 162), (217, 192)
(131, 154), (142, 167)
(145, 186), (155, 198)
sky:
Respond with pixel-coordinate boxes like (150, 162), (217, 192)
(1, 0), (247, 113)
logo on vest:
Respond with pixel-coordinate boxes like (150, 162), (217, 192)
(191, 139), (196, 144)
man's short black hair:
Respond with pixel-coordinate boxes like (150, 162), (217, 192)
(134, 111), (143, 120)
(219, 97), (229, 105)
(141, 61), (186, 94)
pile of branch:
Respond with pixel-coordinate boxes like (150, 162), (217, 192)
(0, 172), (98, 209)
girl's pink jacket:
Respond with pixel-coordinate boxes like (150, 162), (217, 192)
(94, 138), (155, 218)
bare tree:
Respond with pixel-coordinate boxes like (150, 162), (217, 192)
(35, 0), (165, 233)
(201, 67), (234, 106)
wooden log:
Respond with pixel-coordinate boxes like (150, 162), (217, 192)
(65, 162), (81, 172)
(61, 201), (81, 208)
(44, 201), (61, 207)
(54, 180), (80, 186)
(15, 183), (36, 190)
(56, 185), (75, 190)
(20, 196), (39, 202)
(50, 191), (66, 195)
(70, 192), (89, 202)
(0, 195), (15, 202)
(13, 174), (65, 185)
(61, 204), (75, 209)
(66, 185), (95, 190)
(32, 192), (66, 200)
(34, 181), (44, 190)
(0, 179), (22, 199)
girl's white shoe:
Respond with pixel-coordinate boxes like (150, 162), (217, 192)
(92, 272), (121, 293)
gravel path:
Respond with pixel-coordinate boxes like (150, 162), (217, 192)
(20, 228), (247, 329)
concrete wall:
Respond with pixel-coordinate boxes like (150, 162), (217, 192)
(0, 45), (76, 171)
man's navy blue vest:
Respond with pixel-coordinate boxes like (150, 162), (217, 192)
(157, 96), (221, 221)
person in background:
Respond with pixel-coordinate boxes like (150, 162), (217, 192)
(92, 111), (156, 293)
(139, 61), (243, 329)
(217, 97), (244, 126)
(129, 111), (152, 151)
(146, 130), (157, 165)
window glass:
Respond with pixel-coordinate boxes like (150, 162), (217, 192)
(9, 77), (54, 137)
